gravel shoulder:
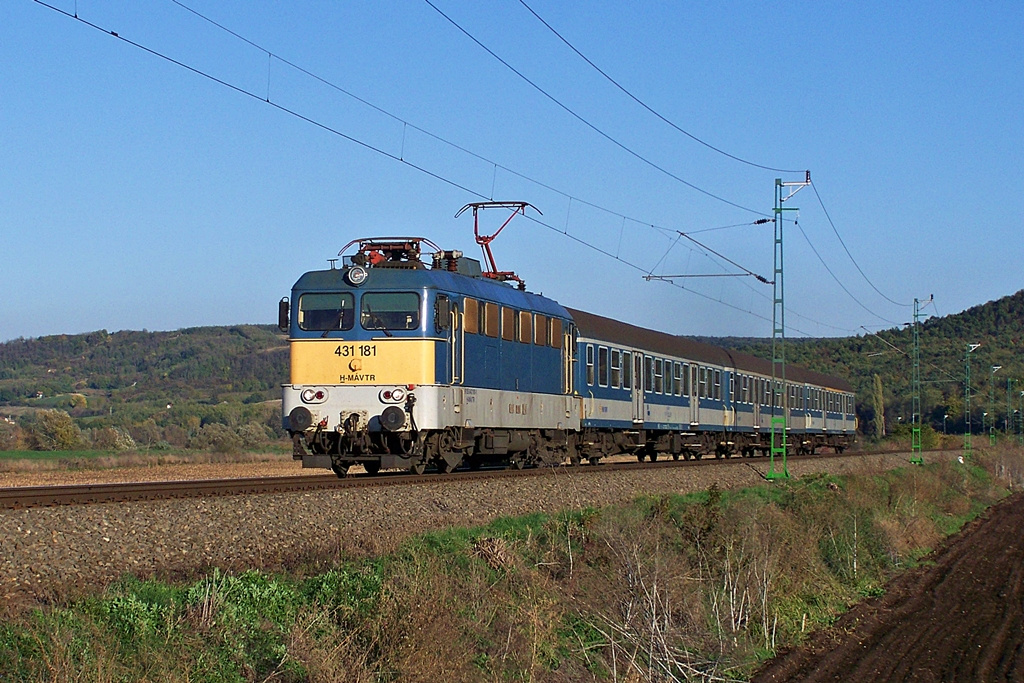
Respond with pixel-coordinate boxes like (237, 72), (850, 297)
(0, 451), (929, 608)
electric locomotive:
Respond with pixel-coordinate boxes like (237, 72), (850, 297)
(280, 235), (581, 477)
(281, 229), (856, 477)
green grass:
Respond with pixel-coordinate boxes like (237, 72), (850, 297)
(0, 449), (1019, 682)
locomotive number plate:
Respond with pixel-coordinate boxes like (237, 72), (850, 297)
(334, 344), (377, 358)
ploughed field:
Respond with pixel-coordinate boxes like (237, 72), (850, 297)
(2, 451), (913, 605)
(754, 490), (1024, 682)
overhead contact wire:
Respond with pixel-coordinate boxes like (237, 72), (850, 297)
(811, 181), (912, 308)
(422, 0), (767, 217)
(35, 0), (855, 336)
(517, 0), (803, 174)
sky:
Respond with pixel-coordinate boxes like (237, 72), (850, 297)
(2, 0), (1022, 342)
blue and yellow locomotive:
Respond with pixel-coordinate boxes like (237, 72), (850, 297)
(281, 235), (855, 477)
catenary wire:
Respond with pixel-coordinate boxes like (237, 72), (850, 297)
(793, 221), (901, 326)
(516, 0), (804, 175)
(32, 0), (858, 337)
(421, 0), (768, 217)
(811, 180), (912, 308)
(160, 0), (854, 335)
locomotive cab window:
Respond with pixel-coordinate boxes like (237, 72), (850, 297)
(360, 292), (420, 331)
(297, 292), (355, 331)
(434, 294), (451, 333)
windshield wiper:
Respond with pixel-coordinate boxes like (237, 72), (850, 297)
(363, 304), (393, 337)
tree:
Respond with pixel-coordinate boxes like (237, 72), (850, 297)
(28, 410), (86, 451)
(872, 374), (886, 438)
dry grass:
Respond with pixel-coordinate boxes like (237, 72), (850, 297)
(0, 449), (288, 474)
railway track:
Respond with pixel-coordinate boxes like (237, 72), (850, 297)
(0, 450), (946, 510)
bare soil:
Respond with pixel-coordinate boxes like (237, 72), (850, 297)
(752, 491), (1024, 683)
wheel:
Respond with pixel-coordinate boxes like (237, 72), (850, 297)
(436, 459), (457, 474)
(509, 457), (525, 470)
(672, 453), (680, 461)
(636, 453), (646, 463)
(363, 461), (381, 476)
(649, 452), (659, 463)
(570, 455), (582, 466)
(410, 462), (426, 475)
(588, 457), (601, 466)
(330, 462), (350, 478)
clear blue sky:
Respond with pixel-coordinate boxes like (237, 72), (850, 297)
(2, 1), (1022, 342)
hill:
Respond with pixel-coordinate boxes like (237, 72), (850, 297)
(708, 289), (1024, 436)
(0, 325), (287, 451)
(3, 290), (1023, 445)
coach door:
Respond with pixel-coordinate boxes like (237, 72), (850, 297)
(632, 353), (644, 423)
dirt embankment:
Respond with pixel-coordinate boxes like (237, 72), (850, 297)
(753, 491), (1024, 683)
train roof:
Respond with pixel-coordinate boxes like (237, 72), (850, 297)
(292, 265), (570, 319)
(567, 307), (853, 392)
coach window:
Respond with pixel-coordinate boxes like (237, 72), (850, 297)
(585, 345), (595, 385)
(713, 369), (721, 401)
(623, 352), (633, 389)
(682, 363), (690, 395)
(691, 365), (698, 397)
(644, 356), (653, 392)
(673, 362), (682, 396)
(297, 292), (355, 331)
(550, 318), (563, 348)
(597, 346), (609, 387)
(653, 358), (663, 394)
(698, 367), (707, 398)
(483, 302), (500, 337)
(360, 292), (420, 331)
(610, 349), (622, 388)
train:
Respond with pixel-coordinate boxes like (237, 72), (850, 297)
(280, 232), (856, 477)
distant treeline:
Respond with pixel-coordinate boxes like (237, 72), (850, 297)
(3, 290), (1024, 451)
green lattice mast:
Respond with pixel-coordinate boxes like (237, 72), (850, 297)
(964, 343), (980, 459)
(910, 297), (927, 465)
(767, 173), (810, 480)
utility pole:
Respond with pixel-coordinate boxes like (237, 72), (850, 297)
(910, 296), (930, 465)
(767, 172), (811, 481)
(964, 343), (980, 459)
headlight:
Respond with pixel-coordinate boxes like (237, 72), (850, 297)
(379, 387), (406, 403)
(345, 266), (368, 286)
(300, 388), (328, 404)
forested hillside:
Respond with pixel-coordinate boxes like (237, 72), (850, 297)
(2, 290), (1023, 451)
(0, 325), (287, 452)
(712, 289), (1024, 437)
